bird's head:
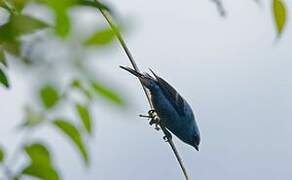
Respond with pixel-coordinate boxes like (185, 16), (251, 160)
(192, 134), (200, 151)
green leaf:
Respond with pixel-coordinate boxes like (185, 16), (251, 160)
(0, 49), (7, 67)
(24, 143), (51, 165)
(0, 20), (15, 42)
(3, 41), (21, 56)
(10, 0), (27, 12)
(0, 147), (5, 162)
(22, 165), (59, 180)
(11, 14), (49, 35)
(0, 0), (27, 13)
(0, 14), (48, 42)
(71, 79), (82, 89)
(39, 84), (60, 109)
(0, 0), (16, 13)
(53, 119), (89, 165)
(85, 28), (115, 46)
(273, 0), (287, 37)
(54, 9), (71, 37)
(91, 81), (125, 106)
(0, 67), (9, 88)
(22, 143), (59, 180)
(76, 103), (92, 134)
(36, 0), (74, 37)
(0, 14), (47, 57)
(36, 0), (77, 7)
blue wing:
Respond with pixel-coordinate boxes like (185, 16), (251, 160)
(120, 66), (186, 116)
(149, 69), (185, 116)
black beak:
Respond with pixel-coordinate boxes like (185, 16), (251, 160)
(194, 145), (199, 151)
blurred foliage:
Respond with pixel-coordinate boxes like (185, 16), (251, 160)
(21, 143), (59, 180)
(85, 27), (115, 46)
(0, 0), (125, 179)
(211, 0), (288, 37)
(0, 0), (290, 179)
(0, 67), (9, 87)
(91, 80), (125, 105)
(273, 0), (287, 37)
(0, 147), (4, 162)
(39, 85), (60, 109)
(53, 119), (89, 165)
(76, 103), (92, 134)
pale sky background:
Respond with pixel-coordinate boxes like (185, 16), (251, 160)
(1, 0), (292, 180)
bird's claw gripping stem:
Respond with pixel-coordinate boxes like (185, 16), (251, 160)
(162, 129), (172, 142)
(148, 110), (161, 130)
(139, 109), (161, 130)
(140, 110), (173, 143)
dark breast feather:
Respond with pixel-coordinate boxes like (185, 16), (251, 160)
(155, 76), (185, 116)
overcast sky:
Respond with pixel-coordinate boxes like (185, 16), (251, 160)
(1, 0), (292, 180)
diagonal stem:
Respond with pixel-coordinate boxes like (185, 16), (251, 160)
(161, 127), (189, 180)
(210, 0), (226, 17)
(94, 1), (190, 180)
(94, 2), (153, 108)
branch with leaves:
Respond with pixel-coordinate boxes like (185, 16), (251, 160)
(0, 0), (290, 179)
(0, 0), (125, 179)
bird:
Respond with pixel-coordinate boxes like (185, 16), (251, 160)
(120, 66), (200, 151)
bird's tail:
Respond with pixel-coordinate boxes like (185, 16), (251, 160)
(120, 66), (156, 89)
(119, 66), (144, 78)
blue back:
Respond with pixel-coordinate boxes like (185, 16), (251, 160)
(148, 77), (200, 149)
(119, 66), (200, 149)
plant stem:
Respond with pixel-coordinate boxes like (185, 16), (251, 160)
(210, 0), (226, 17)
(95, 2), (153, 108)
(94, 1), (190, 180)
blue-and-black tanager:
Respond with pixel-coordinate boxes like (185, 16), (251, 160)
(120, 66), (200, 151)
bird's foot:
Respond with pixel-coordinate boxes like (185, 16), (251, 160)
(162, 129), (172, 142)
(163, 135), (169, 142)
(139, 109), (161, 131)
(148, 110), (161, 130)
(139, 114), (150, 118)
